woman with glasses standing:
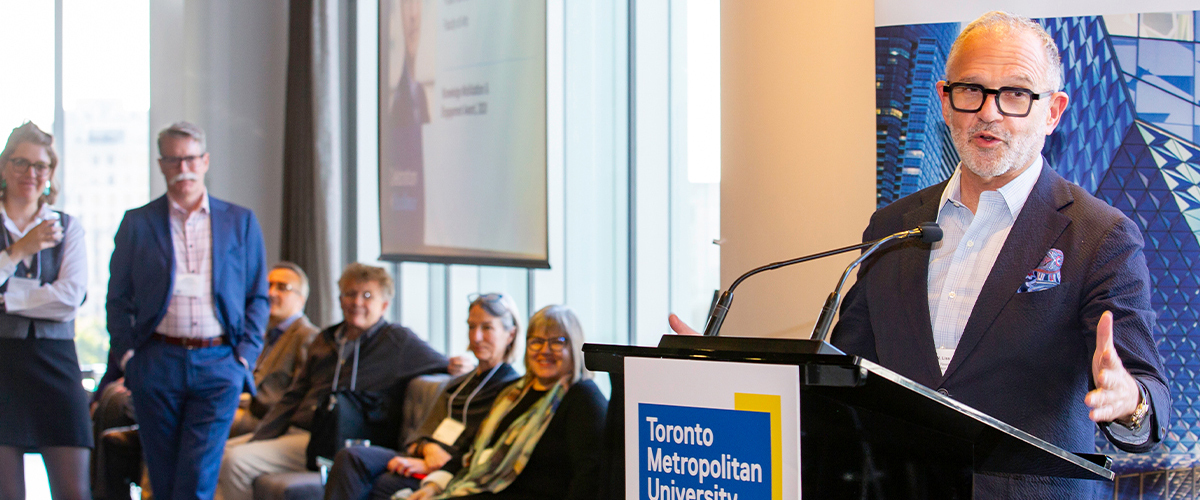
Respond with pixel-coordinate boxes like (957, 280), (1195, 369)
(325, 293), (523, 500)
(407, 305), (607, 500)
(0, 122), (91, 500)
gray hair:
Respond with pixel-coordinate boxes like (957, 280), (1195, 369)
(157, 121), (207, 156)
(338, 263), (396, 300)
(272, 261), (311, 299)
(469, 293), (521, 362)
(946, 11), (1064, 92)
(525, 304), (589, 384)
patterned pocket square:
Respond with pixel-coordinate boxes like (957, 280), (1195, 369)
(1018, 248), (1063, 293)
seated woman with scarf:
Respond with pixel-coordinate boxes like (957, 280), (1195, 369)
(406, 305), (608, 500)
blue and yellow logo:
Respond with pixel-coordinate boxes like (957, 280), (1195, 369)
(639, 394), (782, 500)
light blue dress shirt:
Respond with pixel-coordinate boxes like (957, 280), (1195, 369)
(928, 157), (1042, 373)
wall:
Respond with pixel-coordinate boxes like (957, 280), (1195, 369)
(718, 0), (877, 338)
(150, 0), (289, 262)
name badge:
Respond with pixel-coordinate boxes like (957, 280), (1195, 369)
(174, 273), (206, 297)
(431, 418), (465, 446)
(5, 276), (40, 296)
(936, 347), (955, 375)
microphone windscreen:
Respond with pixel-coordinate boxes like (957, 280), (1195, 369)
(919, 222), (943, 243)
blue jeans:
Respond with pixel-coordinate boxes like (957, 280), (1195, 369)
(325, 446), (421, 500)
(126, 340), (244, 500)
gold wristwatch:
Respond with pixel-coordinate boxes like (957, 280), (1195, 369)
(1116, 384), (1150, 432)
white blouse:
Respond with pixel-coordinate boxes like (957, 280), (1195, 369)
(0, 204), (87, 322)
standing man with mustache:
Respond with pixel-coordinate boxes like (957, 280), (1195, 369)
(106, 121), (269, 500)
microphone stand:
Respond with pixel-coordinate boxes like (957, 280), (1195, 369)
(697, 222), (940, 339)
(661, 223), (940, 355)
(701, 240), (876, 336)
(809, 229), (921, 342)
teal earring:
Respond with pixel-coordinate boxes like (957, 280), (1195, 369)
(42, 181), (50, 196)
(0, 179), (5, 190)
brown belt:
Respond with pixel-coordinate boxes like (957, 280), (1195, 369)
(151, 333), (225, 349)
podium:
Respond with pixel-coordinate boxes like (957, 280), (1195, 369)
(584, 335), (1114, 499)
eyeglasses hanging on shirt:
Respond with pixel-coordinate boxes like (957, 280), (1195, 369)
(327, 331), (362, 410)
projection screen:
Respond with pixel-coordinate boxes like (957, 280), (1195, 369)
(378, 0), (548, 268)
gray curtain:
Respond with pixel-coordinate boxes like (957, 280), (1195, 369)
(280, 0), (343, 327)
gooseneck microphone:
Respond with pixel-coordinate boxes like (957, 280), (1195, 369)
(809, 222), (943, 342)
(701, 222), (942, 338)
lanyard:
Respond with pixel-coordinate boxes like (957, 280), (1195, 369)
(331, 330), (361, 391)
(446, 363), (501, 428)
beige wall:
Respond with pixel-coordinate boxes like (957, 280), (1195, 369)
(719, 0), (877, 338)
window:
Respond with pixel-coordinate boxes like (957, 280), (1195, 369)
(0, 0), (149, 494)
(60, 0), (151, 373)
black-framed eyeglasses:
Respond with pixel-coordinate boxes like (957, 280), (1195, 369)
(269, 281), (296, 293)
(942, 82), (1054, 118)
(527, 335), (569, 352)
(159, 154), (206, 167)
(7, 157), (51, 175)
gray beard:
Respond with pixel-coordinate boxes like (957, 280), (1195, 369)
(952, 123), (1044, 180)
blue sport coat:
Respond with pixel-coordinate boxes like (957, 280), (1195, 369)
(106, 194), (270, 393)
(831, 164), (1170, 498)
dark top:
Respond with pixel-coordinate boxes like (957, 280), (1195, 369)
(407, 363), (521, 461)
(253, 319), (448, 441)
(448, 379), (608, 500)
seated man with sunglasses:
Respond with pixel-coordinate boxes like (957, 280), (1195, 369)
(228, 262), (323, 436)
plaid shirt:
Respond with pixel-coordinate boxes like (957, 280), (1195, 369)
(927, 158), (1042, 373)
(155, 192), (223, 339)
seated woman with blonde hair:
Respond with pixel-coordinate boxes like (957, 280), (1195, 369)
(408, 305), (607, 500)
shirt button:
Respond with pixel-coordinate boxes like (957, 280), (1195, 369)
(948, 291), (956, 299)
(966, 240), (974, 248)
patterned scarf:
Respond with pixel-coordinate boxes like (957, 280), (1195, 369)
(434, 376), (568, 498)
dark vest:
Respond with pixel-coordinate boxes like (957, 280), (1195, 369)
(0, 211), (75, 339)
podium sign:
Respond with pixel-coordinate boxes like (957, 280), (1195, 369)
(625, 357), (801, 500)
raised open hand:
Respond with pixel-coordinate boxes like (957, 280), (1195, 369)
(1084, 311), (1141, 423)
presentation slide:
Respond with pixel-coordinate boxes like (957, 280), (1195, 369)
(379, 0), (547, 268)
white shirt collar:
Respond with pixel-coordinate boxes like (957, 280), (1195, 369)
(938, 156), (1044, 219)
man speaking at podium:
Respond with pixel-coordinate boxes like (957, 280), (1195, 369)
(829, 11), (1168, 499)
(673, 10), (1168, 499)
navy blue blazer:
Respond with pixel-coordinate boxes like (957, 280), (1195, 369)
(106, 194), (270, 393)
(831, 164), (1170, 497)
